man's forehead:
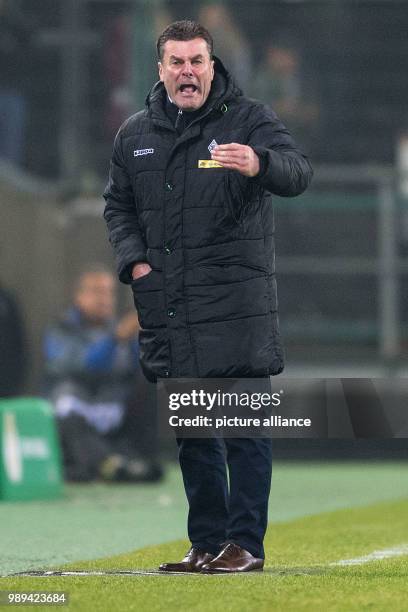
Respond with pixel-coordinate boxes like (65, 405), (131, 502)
(162, 38), (210, 60)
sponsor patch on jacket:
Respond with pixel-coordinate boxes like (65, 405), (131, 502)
(134, 148), (154, 157)
(198, 160), (223, 168)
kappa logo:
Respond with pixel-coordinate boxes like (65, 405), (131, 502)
(134, 148), (154, 157)
(208, 139), (218, 153)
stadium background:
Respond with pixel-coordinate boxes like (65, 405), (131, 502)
(1, 2), (408, 606)
(2, 0), (408, 449)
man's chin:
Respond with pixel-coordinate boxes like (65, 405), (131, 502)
(176, 96), (204, 112)
(182, 105), (199, 112)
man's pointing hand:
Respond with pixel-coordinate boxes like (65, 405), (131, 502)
(211, 143), (260, 177)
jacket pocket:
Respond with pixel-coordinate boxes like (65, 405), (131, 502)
(131, 270), (166, 329)
(138, 328), (170, 382)
(130, 268), (153, 287)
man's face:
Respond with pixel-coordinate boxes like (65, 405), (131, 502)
(158, 38), (215, 111)
(74, 273), (116, 324)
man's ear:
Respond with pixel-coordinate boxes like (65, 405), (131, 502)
(158, 61), (164, 82)
(210, 59), (215, 81)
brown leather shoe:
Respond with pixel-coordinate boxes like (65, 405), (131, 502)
(159, 547), (215, 572)
(200, 543), (264, 573)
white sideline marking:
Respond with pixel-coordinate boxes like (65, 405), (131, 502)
(332, 544), (408, 566)
(6, 569), (203, 577)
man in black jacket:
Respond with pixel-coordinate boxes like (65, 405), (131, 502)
(104, 20), (313, 573)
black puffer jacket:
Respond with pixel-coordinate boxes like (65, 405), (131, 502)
(103, 58), (313, 381)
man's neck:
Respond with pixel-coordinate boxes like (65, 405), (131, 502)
(164, 94), (209, 134)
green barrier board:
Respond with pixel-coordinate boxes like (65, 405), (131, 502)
(0, 398), (63, 501)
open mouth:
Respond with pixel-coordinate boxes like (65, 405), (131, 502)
(178, 84), (199, 94)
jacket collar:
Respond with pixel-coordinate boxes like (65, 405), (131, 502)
(145, 56), (242, 128)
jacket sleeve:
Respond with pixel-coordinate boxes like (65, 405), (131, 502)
(103, 127), (147, 284)
(247, 104), (313, 197)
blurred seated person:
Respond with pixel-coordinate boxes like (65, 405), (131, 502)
(43, 263), (162, 483)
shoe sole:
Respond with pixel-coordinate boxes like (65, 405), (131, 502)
(200, 567), (264, 574)
(158, 567), (200, 573)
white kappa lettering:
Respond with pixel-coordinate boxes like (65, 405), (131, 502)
(134, 148), (155, 157)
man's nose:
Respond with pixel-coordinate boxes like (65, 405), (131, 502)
(182, 62), (193, 76)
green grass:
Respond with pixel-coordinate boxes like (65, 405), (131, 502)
(1, 498), (407, 611)
(2, 461), (408, 575)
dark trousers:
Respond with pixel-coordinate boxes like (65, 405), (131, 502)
(176, 436), (272, 559)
